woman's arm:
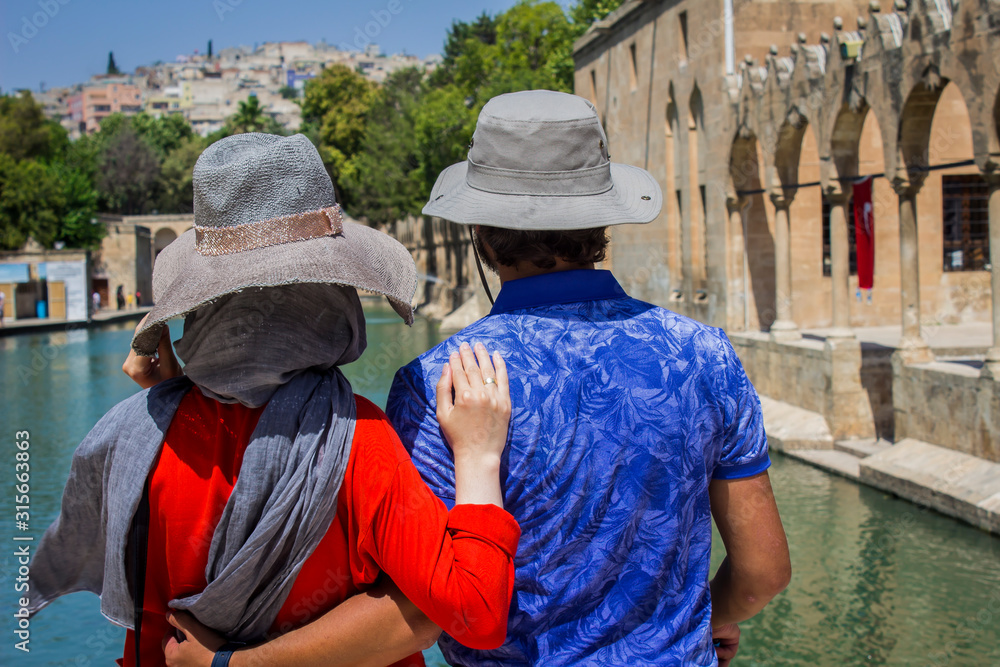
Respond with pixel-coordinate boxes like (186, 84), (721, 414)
(437, 342), (510, 508)
(158, 343), (514, 666)
(164, 578), (440, 667)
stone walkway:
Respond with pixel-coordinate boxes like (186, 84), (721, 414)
(803, 322), (992, 354)
(0, 307), (153, 336)
(760, 396), (1000, 535)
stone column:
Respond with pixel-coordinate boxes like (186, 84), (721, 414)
(827, 192), (854, 338)
(770, 192), (800, 339)
(895, 187), (933, 363)
(984, 179), (1000, 379)
(727, 195), (748, 331)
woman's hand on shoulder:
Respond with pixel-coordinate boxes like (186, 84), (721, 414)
(436, 342), (511, 488)
(123, 315), (184, 389)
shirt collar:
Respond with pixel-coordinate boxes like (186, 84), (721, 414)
(490, 269), (628, 315)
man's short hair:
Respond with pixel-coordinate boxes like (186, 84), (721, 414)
(475, 226), (609, 270)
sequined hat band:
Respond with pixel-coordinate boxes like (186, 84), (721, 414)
(195, 205), (344, 256)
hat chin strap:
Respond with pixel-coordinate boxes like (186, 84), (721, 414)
(470, 226), (495, 306)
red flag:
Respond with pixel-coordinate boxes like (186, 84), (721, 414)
(852, 177), (875, 290)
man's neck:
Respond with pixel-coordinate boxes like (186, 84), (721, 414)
(496, 261), (595, 285)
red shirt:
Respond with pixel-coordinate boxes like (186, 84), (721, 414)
(120, 388), (519, 667)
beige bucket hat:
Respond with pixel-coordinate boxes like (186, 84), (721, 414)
(131, 132), (416, 356)
(422, 90), (663, 230)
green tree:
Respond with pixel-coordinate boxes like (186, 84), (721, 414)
(569, 0), (626, 35)
(156, 135), (206, 213)
(343, 68), (425, 225)
(0, 155), (61, 249)
(431, 12), (498, 87)
(278, 85), (298, 100)
(217, 95), (287, 137)
(129, 112), (194, 158)
(300, 65), (377, 208)
(50, 162), (102, 249)
(98, 127), (160, 214)
(0, 91), (68, 161)
(412, 86), (479, 206)
(107, 51), (121, 75)
(491, 1), (575, 93)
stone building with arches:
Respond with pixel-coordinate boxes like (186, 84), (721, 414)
(574, 0), (1000, 532)
(93, 214), (194, 309)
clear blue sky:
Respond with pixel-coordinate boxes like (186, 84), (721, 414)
(2, 0), (557, 93)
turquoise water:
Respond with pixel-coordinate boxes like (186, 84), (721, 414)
(2, 303), (999, 665)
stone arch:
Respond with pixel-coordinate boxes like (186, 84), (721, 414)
(772, 107), (810, 191)
(895, 73), (975, 189)
(855, 103), (901, 328)
(730, 131), (775, 330)
(830, 100), (871, 181)
(923, 80), (989, 321)
(154, 228), (178, 260)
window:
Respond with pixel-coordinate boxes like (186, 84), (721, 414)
(93, 104), (111, 112)
(822, 198), (857, 277)
(628, 43), (638, 91)
(942, 175), (990, 272)
(679, 11), (689, 61)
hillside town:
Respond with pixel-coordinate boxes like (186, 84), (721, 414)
(33, 41), (441, 138)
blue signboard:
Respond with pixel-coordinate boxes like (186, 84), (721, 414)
(0, 263), (30, 283)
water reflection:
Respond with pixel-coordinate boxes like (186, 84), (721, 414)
(2, 304), (998, 666)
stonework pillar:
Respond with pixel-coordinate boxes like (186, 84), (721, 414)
(727, 196), (748, 331)
(770, 192), (800, 339)
(827, 192), (854, 338)
(984, 179), (1000, 379)
(895, 188), (933, 363)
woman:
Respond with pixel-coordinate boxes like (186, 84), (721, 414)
(29, 133), (517, 667)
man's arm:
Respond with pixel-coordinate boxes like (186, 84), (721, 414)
(164, 578), (441, 667)
(708, 470), (791, 628)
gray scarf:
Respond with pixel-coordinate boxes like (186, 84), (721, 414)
(30, 284), (366, 641)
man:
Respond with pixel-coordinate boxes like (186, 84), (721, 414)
(385, 90), (790, 666)
(130, 91), (789, 666)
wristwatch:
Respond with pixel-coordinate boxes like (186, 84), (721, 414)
(211, 641), (247, 667)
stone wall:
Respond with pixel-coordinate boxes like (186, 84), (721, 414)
(387, 216), (490, 320)
(731, 330), (876, 441)
(94, 223), (153, 306)
(573, 0), (998, 333)
(893, 360), (1000, 463)
(860, 343), (895, 440)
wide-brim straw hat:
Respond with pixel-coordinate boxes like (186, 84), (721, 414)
(422, 90), (663, 230)
(131, 133), (416, 355)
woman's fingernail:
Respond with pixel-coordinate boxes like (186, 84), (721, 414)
(460, 341), (471, 351)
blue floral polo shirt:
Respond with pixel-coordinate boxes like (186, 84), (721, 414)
(386, 269), (769, 666)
